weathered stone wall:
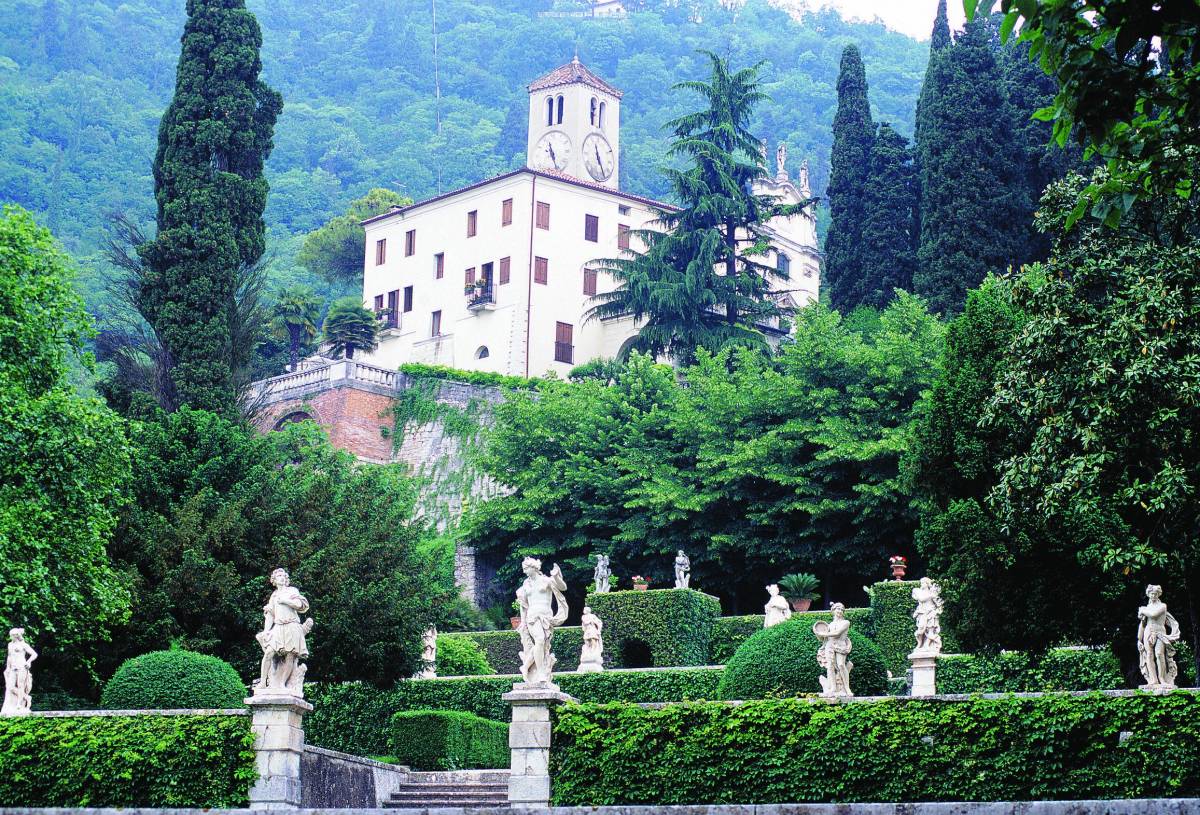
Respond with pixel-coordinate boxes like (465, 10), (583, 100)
(300, 746), (409, 808)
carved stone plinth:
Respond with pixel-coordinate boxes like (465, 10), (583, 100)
(503, 685), (576, 808)
(910, 652), (937, 697)
(245, 693), (312, 809)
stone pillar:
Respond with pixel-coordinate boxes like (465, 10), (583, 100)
(245, 693), (312, 809)
(502, 685), (576, 808)
(909, 652), (937, 697)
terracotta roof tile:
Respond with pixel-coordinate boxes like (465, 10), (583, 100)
(528, 57), (623, 98)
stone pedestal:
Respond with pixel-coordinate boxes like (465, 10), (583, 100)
(502, 684), (576, 808)
(245, 693), (312, 809)
(909, 652), (937, 697)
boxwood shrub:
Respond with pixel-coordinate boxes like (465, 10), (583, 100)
(453, 627), (585, 673)
(389, 710), (508, 770)
(436, 635), (493, 676)
(865, 580), (917, 676)
(0, 713), (256, 806)
(306, 667), (725, 756)
(588, 589), (720, 668)
(710, 608), (873, 665)
(102, 650), (246, 710)
(717, 617), (888, 698)
(937, 647), (1124, 694)
(551, 692), (1200, 804)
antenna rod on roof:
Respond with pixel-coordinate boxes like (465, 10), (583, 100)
(433, 0), (442, 193)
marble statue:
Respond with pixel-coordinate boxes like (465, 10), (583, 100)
(758, 138), (768, 164)
(798, 159), (811, 196)
(763, 584), (792, 628)
(1, 628), (37, 716)
(255, 568), (313, 697)
(776, 142), (788, 179)
(910, 578), (944, 655)
(1137, 584), (1181, 690)
(420, 626), (438, 679)
(813, 603), (853, 698)
(516, 557), (569, 686)
(674, 550), (691, 589)
(593, 554), (611, 594)
(578, 606), (605, 673)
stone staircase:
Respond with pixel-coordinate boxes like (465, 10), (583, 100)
(383, 769), (510, 809)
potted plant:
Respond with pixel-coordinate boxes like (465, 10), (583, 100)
(632, 575), (649, 591)
(778, 572), (820, 612)
(509, 599), (521, 629)
(889, 555), (908, 580)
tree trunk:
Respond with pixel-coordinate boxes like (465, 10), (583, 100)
(725, 218), (738, 325)
(346, 344), (355, 360)
(288, 326), (301, 372)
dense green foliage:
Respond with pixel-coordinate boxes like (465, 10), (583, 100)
(551, 693), (1200, 804)
(388, 710), (508, 771)
(450, 628), (583, 675)
(822, 45), (874, 312)
(0, 206), (132, 675)
(305, 668), (725, 755)
(135, 0), (281, 414)
(0, 713), (256, 806)
(269, 285), (322, 372)
(435, 635), (493, 677)
(399, 362), (533, 390)
(937, 647), (1123, 695)
(101, 650), (245, 709)
(467, 296), (943, 611)
(709, 608), (873, 664)
(717, 617), (887, 699)
(589, 589), (720, 668)
(105, 407), (455, 692)
(297, 188), (409, 289)
(321, 295), (379, 359)
(865, 580), (919, 675)
(857, 123), (917, 307)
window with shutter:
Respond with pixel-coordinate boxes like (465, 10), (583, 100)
(554, 322), (573, 364)
(618, 223), (631, 250)
(536, 201), (550, 230)
(583, 268), (598, 296)
(534, 256), (548, 285)
(403, 285), (413, 312)
(465, 267), (476, 286)
(386, 290), (399, 327)
(467, 210), (477, 237)
(405, 230), (416, 256)
(431, 310), (442, 337)
(501, 199), (513, 226)
(375, 238), (387, 265)
(499, 256), (511, 285)
(434, 252), (444, 279)
(373, 294), (384, 312)
(584, 214), (598, 242)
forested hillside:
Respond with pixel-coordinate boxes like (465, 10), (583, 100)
(0, 0), (927, 312)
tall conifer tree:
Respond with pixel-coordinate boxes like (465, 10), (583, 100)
(823, 45), (874, 312)
(913, 17), (1022, 316)
(138, 0), (282, 415)
(856, 124), (917, 309)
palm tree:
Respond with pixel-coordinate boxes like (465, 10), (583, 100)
(322, 296), (379, 360)
(270, 286), (322, 372)
(587, 51), (810, 364)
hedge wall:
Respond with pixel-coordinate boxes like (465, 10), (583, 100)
(449, 628), (585, 673)
(551, 692), (1200, 804)
(389, 710), (508, 770)
(937, 647), (1124, 694)
(866, 580), (918, 676)
(588, 589), (720, 668)
(710, 608), (873, 665)
(306, 667), (724, 756)
(0, 714), (256, 806)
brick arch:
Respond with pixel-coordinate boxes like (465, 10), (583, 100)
(272, 409), (320, 431)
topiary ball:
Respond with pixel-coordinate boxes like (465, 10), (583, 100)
(436, 635), (494, 676)
(717, 617), (888, 699)
(101, 650), (246, 710)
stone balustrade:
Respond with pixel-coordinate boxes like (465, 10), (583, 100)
(247, 360), (399, 407)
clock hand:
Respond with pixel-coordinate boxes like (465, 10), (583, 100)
(548, 143), (557, 164)
(594, 145), (603, 168)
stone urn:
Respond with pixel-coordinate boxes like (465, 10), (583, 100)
(790, 597), (812, 612)
(510, 615), (521, 629)
(890, 561), (907, 580)
(632, 577), (649, 591)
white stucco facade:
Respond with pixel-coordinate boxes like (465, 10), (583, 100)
(357, 59), (820, 378)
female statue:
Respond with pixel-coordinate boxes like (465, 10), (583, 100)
(420, 626), (438, 678)
(674, 550), (691, 589)
(813, 603), (853, 697)
(516, 557), (569, 686)
(911, 577), (944, 655)
(1, 628), (37, 716)
(593, 554), (611, 594)
(763, 584), (792, 628)
(255, 568), (313, 696)
(578, 606), (604, 673)
(1137, 584), (1181, 689)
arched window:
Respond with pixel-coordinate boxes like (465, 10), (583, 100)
(556, 95), (564, 125)
(777, 252), (791, 276)
(545, 97), (554, 126)
(590, 97), (597, 126)
(598, 101), (606, 129)
(476, 346), (490, 360)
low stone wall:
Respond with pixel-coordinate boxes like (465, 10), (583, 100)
(300, 746), (409, 808)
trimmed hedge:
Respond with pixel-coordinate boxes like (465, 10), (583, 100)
(937, 647), (1124, 694)
(865, 580), (918, 676)
(710, 608), (873, 665)
(102, 650), (246, 710)
(0, 714), (256, 806)
(306, 667), (725, 756)
(389, 710), (508, 770)
(551, 692), (1200, 804)
(453, 627), (585, 673)
(436, 635), (493, 676)
(588, 588), (720, 668)
(718, 617), (888, 699)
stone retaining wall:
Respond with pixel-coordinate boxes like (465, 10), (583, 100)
(300, 746), (409, 808)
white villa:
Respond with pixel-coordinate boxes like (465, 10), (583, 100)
(357, 57), (820, 378)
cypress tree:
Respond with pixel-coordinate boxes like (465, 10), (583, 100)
(856, 124), (917, 309)
(823, 45), (874, 312)
(913, 17), (1023, 316)
(137, 0), (282, 415)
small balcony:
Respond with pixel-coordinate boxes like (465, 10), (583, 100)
(466, 281), (497, 311)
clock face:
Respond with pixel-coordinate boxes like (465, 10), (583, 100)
(583, 133), (615, 182)
(534, 131), (571, 172)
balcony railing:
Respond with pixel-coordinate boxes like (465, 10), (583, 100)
(466, 281), (496, 310)
(246, 359), (398, 405)
(376, 310), (399, 330)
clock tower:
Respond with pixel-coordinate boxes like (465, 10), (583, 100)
(527, 57), (621, 189)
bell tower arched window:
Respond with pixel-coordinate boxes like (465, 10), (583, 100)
(556, 95), (564, 125)
(590, 97), (597, 126)
(545, 97), (554, 126)
(598, 101), (606, 129)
